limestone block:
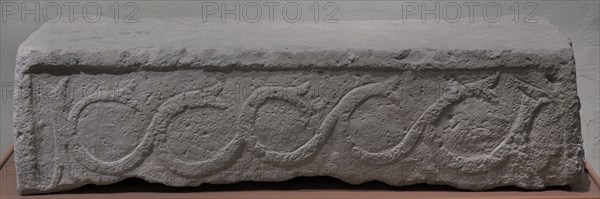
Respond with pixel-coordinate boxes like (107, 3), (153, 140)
(14, 18), (584, 194)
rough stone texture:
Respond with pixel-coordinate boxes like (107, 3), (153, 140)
(14, 18), (584, 195)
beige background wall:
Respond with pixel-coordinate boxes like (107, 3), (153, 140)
(1, 0), (599, 174)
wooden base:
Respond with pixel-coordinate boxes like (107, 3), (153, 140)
(1, 145), (599, 199)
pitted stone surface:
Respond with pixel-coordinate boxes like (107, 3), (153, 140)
(14, 18), (584, 194)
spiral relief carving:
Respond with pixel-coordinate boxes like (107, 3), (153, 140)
(333, 76), (426, 165)
(238, 82), (319, 166)
(151, 82), (243, 177)
(66, 73), (554, 177)
(422, 74), (550, 173)
(67, 82), (153, 174)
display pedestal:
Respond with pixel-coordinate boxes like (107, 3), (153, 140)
(1, 144), (599, 199)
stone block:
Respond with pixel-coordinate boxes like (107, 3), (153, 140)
(14, 18), (584, 194)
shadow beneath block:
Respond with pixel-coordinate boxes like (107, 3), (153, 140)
(58, 176), (576, 194)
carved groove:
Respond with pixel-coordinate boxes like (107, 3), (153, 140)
(62, 73), (557, 177)
(67, 82), (152, 174)
(151, 82), (244, 177)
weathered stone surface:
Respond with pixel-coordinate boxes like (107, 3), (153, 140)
(14, 18), (584, 194)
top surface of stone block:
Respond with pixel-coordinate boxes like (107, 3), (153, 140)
(21, 18), (570, 50)
(17, 18), (572, 72)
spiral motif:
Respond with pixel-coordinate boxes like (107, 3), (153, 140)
(66, 73), (552, 176)
(151, 82), (244, 177)
(67, 82), (153, 174)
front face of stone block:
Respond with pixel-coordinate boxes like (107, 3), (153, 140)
(15, 67), (582, 194)
(13, 19), (584, 194)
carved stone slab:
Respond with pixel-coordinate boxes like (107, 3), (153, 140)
(14, 18), (584, 194)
